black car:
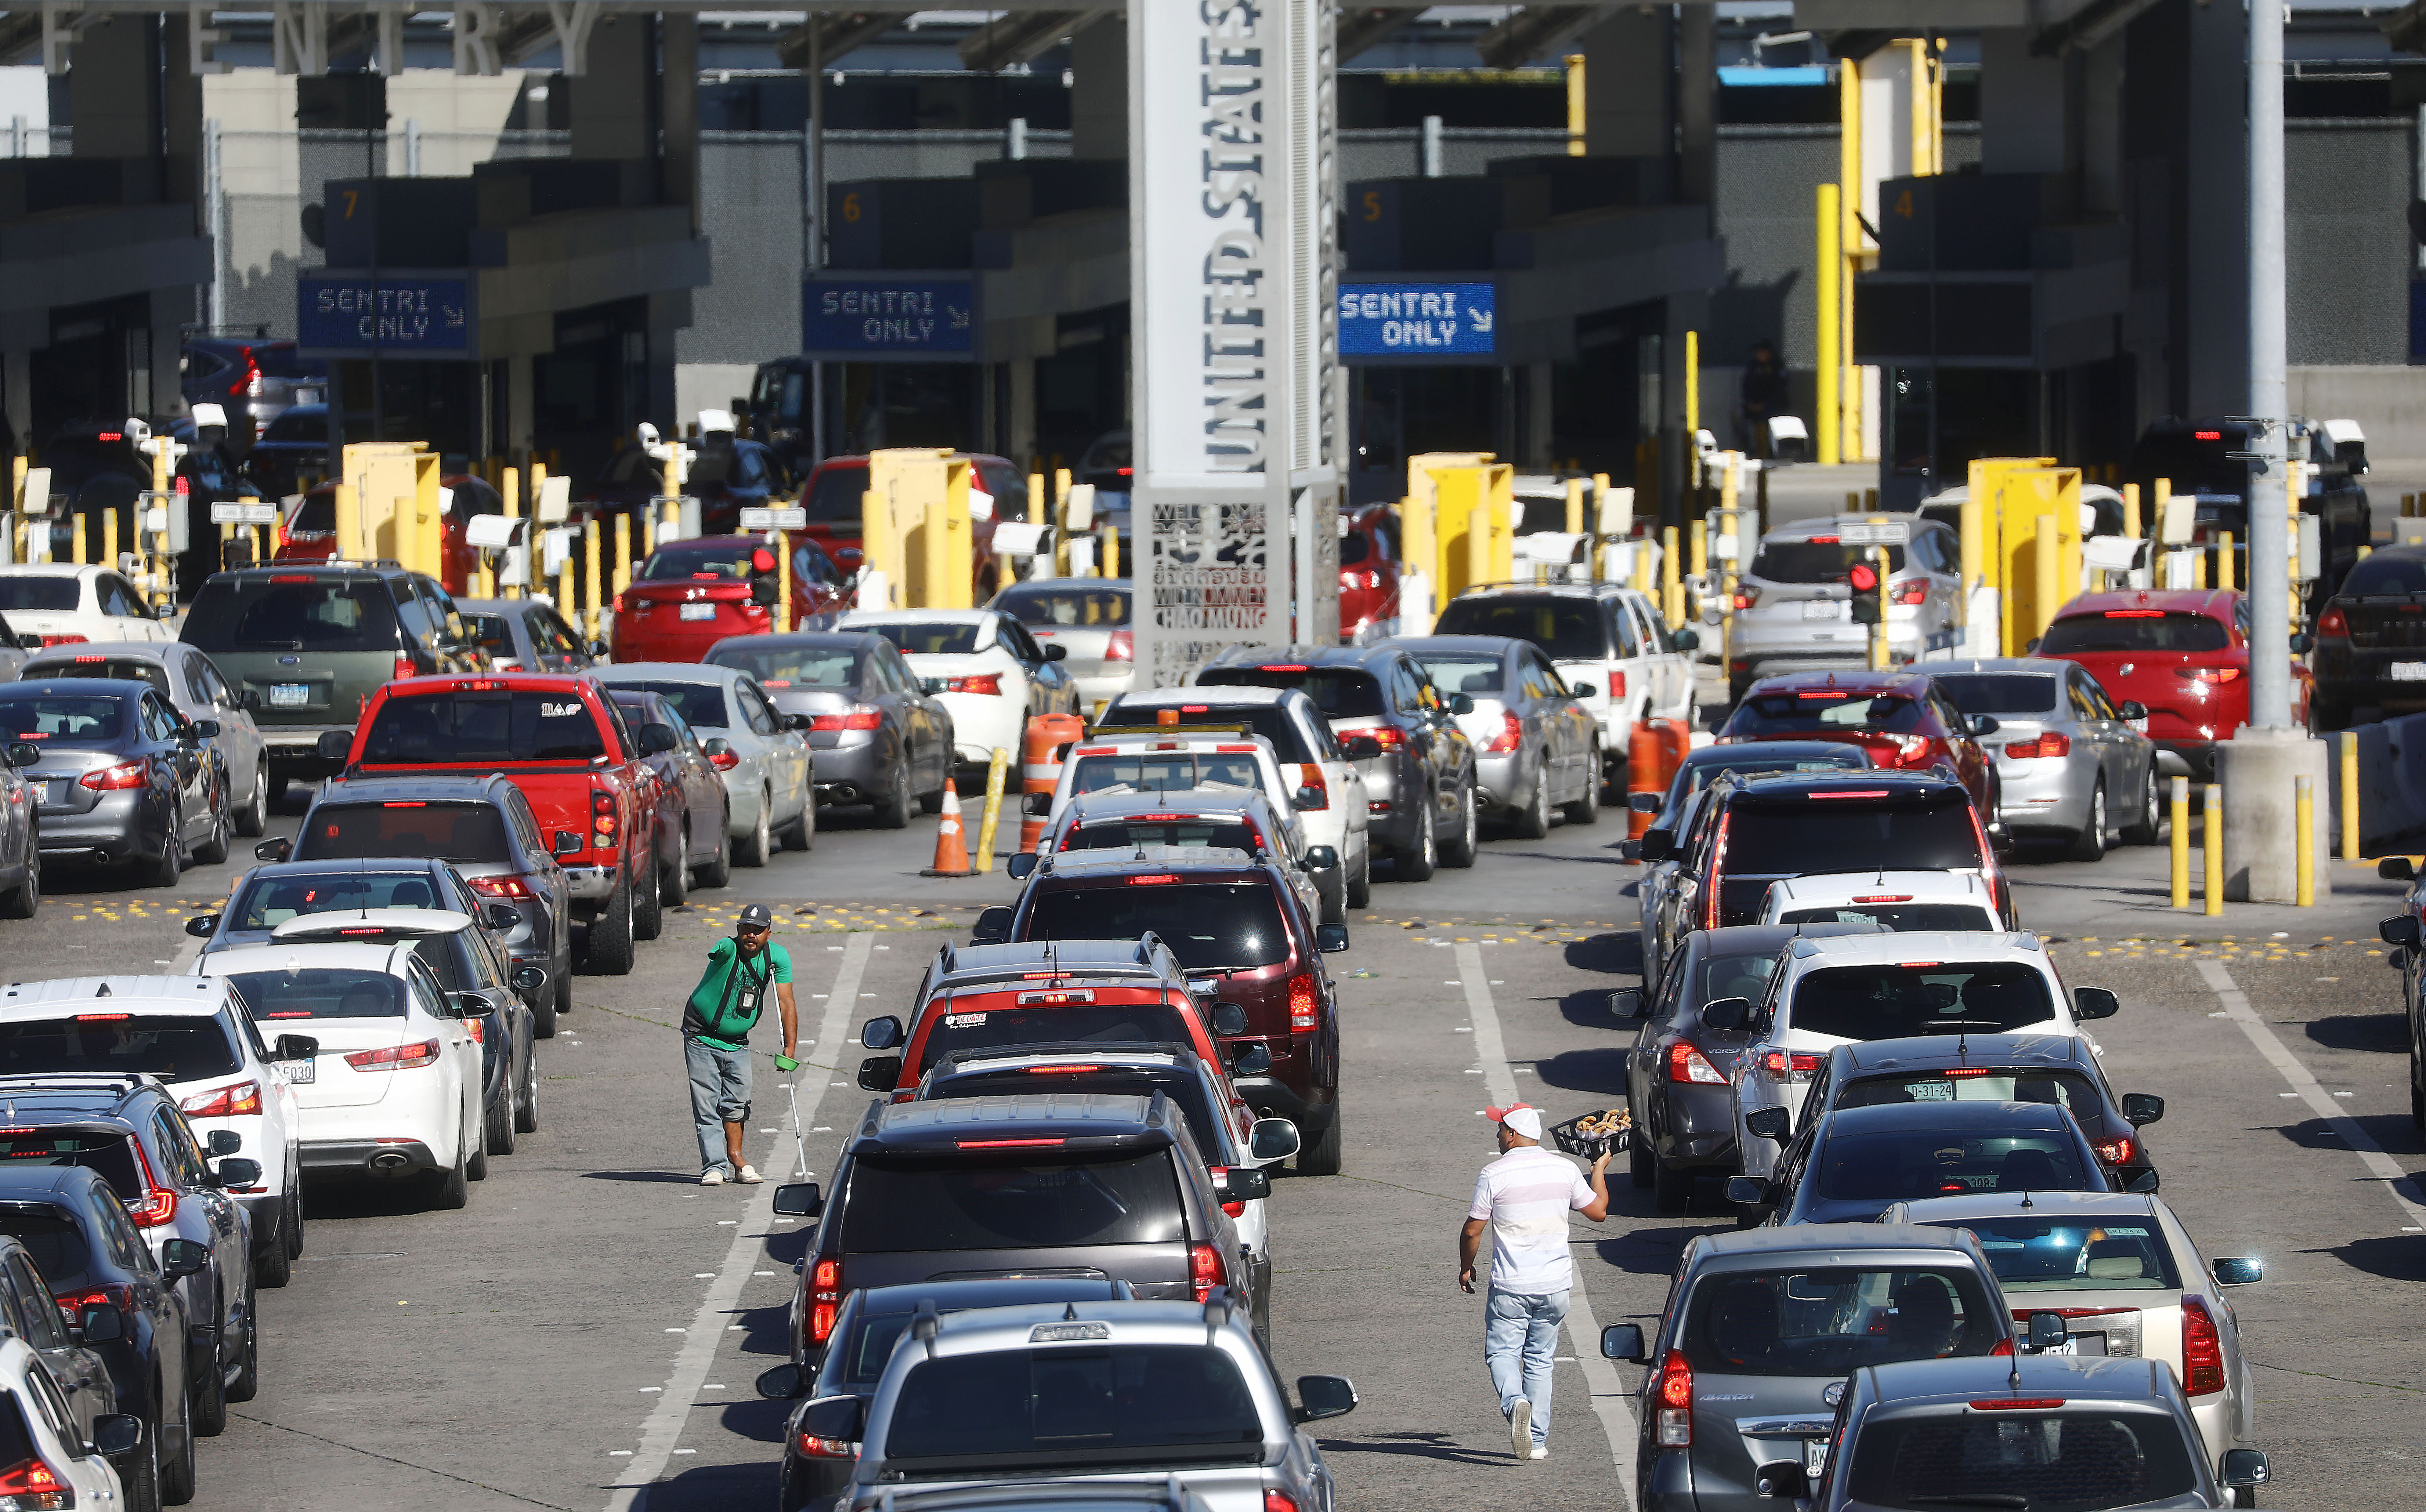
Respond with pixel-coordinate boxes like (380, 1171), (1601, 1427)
(1198, 643), (1480, 878)
(0, 1164), (202, 1508)
(1612, 922), (1883, 1214)
(0, 1234), (119, 1453)
(2312, 545), (2426, 730)
(752, 1278), (1135, 1512)
(1631, 739), (1873, 832)
(3, 678), (228, 884)
(1739, 1096), (2112, 1228)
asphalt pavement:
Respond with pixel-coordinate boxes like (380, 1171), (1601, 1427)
(9, 783), (2423, 1511)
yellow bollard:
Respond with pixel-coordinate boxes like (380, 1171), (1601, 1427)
(2203, 782), (2224, 917)
(2169, 776), (2191, 910)
(583, 519), (601, 639)
(2295, 774), (2315, 907)
(1565, 477), (1584, 537)
(614, 513), (632, 602)
(2218, 530), (2234, 592)
(102, 509), (117, 573)
(1869, 545), (1891, 671)
(974, 746), (1010, 872)
(71, 514), (85, 565)
(2191, 546), (2207, 591)
(1027, 471), (1044, 528)
(2342, 730), (2361, 860)
(475, 529), (495, 600)
(1102, 519), (1119, 580)
(1053, 468), (1073, 576)
(557, 550), (574, 621)
(775, 528), (791, 630)
(1689, 518), (1707, 582)
(2122, 482), (2141, 542)
(1815, 183), (1841, 466)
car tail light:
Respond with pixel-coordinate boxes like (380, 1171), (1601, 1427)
(1297, 763), (1328, 809)
(0, 1452), (71, 1508)
(1127, 874), (1182, 885)
(344, 1039), (441, 1071)
(2178, 666), (2242, 684)
(1942, 1066), (1994, 1078)
(1189, 1241), (1226, 1301)
(592, 788), (618, 850)
(1214, 1168), (1248, 1218)
(941, 674), (1002, 696)
(466, 875), (533, 899)
(1263, 1493), (1300, 1512)
(393, 653), (416, 681)
(810, 707), (883, 732)
(809, 1258), (842, 1344)
(35, 635), (86, 648)
(1990, 1337), (2015, 1356)
(1607, 671), (1626, 700)
(1289, 972), (1319, 1031)
(1667, 1042), (1726, 1084)
(1105, 630), (1133, 662)
(2318, 607), (2349, 638)
(2005, 732), (2071, 759)
(1970, 1399), (2068, 1411)
(1895, 578), (1929, 606)
(709, 748), (739, 770)
(78, 762), (147, 791)
(181, 1081), (262, 1118)
(1481, 712), (1523, 755)
(797, 1428), (855, 1459)
(2090, 1134), (2134, 1166)
(1703, 812), (1731, 931)
(126, 1185), (177, 1228)
(1016, 990), (1095, 1005)
(1732, 585), (1760, 611)
(1367, 726), (1406, 750)
(2181, 1297), (2226, 1395)
(464, 1016), (485, 1047)
(1760, 1051), (1823, 1080)
(1655, 1349), (1693, 1446)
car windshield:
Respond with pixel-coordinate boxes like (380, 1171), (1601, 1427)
(933, 1070), (1223, 1156)
(1095, 704), (1314, 763)
(858, 622), (983, 656)
(1839, 1069), (2100, 1116)
(1778, 903), (2000, 931)
(224, 967), (406, 1020)
(2038, 612), (2229, 655)
(1750, 539), (1908, 582)
(1930, 674), (2059, 716)
(0, 577), (78, 612)
(1845, 1409), (2198, 1511)
(841, 1148), (1183, 1250)
(638, 544), (775, 582)
(1068, 753), (1268, 798)
(1028, 883), (1291, 970)
(1668, 751), (1868, 807)
(1197, 666), (1385, 718)
(1722, 798), (1983, 874)
(296, 801), (513, 863)
(995, 587), (1131, 627)
(884, 1344), (1263, 1465)
(1063, 820), (1261, 855)
(182, 578), (400, 653)
(706, 644), (859, 689)
(359, 690), (605, 764)
(0, 1133), (143, 1201)
(0, 1212), (93, 1293)
(231, 872), (453, 927)
(803, 466), (868, 522)
(1726, 692), (1925, 736)
(1412, 654), (1504, 696)
(0, 695), (126, 742)
(0, 1015), (242, 1082)
(1431, 597), (1606, 660)
(2339, 554), (2426, 596)
(1816, 1126), (2095, 1201)
(1952, 1218), (2181, 1292)
(626, 681), (729, 728)
(1790, 962), (2056, 1040)
(1677, 1266), (2002, 1379)
(917, 1002), (1200, 1073)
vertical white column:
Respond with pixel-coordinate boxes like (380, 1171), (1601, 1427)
(2247, 0), (2289, 728)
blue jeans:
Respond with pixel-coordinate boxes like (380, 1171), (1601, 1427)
(1485, 1287), (1568, 1447)
(685, 1037), (752, 1176)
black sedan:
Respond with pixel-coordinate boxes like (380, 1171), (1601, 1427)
(1740, 1096), (2114, 1228)
(1, 678), (227, 884)
(2311, 544), (2426, 730)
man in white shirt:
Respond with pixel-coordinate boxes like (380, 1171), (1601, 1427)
(1458, 1102), (1612, 1461)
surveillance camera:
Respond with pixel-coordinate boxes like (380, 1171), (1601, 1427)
(636, 421), (661, 449)
(124, 417), (151, 448)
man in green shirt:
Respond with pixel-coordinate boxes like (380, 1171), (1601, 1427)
(683, 902), (799, 1185)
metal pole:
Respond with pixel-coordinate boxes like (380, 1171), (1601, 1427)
(2247, 0), (2291, 728)
(807, 18), (827, 471)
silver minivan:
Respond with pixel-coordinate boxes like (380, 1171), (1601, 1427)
(1727, 516), (1963, 701)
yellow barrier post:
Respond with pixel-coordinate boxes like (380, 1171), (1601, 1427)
(1565, 476), (1584, 538)
(974, 746), (1010, 872)
(475, 530), (495, 599)
(2218, 530), (2234, 592)
(102, 508), (117, 574)
(775, 527), (791, 630)
(1660, 526), (1682, 627)
(583, 519), (601, 639)
(2122, 482), (2141, 543)
(1053, 468), (1072, 575)
(2203, 783), (2224, 916)
(1102, 518), (1119, 579)
(1869, 545), (1891, 670)
(1815, 184), (1840, 465)
(1590, 472), (1611, 582)
(71, 513), (84, 566)
(2342, 730), (2361, 860)
(2295, 774), (2315, 907)
(1564, 53), (1585, 155)
(614, 513), (632, 603)
(1684, 330), (1700, 452)
(556, 547), (575, 620)
(1689, 517), (1708, 582)
(2169, 776), (2191, 909)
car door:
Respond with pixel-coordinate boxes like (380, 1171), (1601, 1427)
(1387, 657), (1445, 818)
(151, 1107), (246, 1342)
(141, 695), (202, 839)
(2063, 667), (2114, 794)
(406, 954), (477, 1153)
(662, 706), (722, 856)
(188, 653), (263, 805)
(875, 644), (944, 789)
(1523, 648), (1589, 791)
(736, 678), (806, 820)
(3, 1251), (108, 1441)
(99, 573), (159, 641)
(504, 789), (572, 943)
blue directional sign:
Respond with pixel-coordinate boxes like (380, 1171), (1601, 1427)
(1338, 281), (1496, 359)
(299, 274), (473, 353)
(804, 278), (977, 360)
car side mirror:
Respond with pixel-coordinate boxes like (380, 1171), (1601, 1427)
(1968, 714), (2000, 737)
(971, 905), (1013, 944)
(2212, 1257), (2263, 1287)
(1568, 682), (1597, 700)
(76, 1306), (124, 1346)
(1209, 1001), (1250, 1037)
(238, 689), (263, 712)
(1726, 1175), (1773, 1209)
(1744, 1106), (1790, 1142)
(1250, 1118), (1301, 1161)
(160, 1239), (210, 1279)
(1006, 852), (1038, 880)
(206, 1130), (241, 1156)
(511, 965), (547, 996)
(1638, 828), (1674, 863)
(184, 913), (221, 939)
(212, 1157), (262, 1189)
(1230, 1043), (1272, 1076)
(488, 902), (524, 931)
(1302, 845), (1337, 871)
(1293, 786), (1323, 811)
(1339, 734), (1383, 761)
(1619, 839), (1642, 861)
(2118, 700), (2147, 720)
(1292, 1375), (1358, 1423)
(2221, 1449), (2270, 1490)
(1448, 692), (1474, 715)
(1991, 826), (2015, 857)
(799, 1394), (868, 1446)
(640, 722), (677, 756)
(2125, 1167), (2161, 1193)
(253, 838), (290, 863)
(5, 743), (35, 768)
(1753, 1462), (1807, 1500)
(702, 736), (732, 758)
(754, 1363), (806, 1400)
(1703, 996), (1752, 1033)
(1628, 792), (1661, 814)
(271, 1034), (318, 1062)
(1023, 791), (1053, 817)
(781, 712), (812, 732)
(2121, 1092), (2165, 1126)
(1672, 627), (1700, 652)
(190, 718), (221, 740)
(861, 1016), (904, 1050)
(856, 1055), (902, 1091)
(1042, 643), (1067, 662)
(2072, 986), (2120, 1020)
(1315, 923), (1349, 953)
(921, 677), (948, 696)
(1599, 1323), (1646, 1363)
(444, 991), (493, 1020)
(2027, 1310), (2071, 1351)
(771, 1183), (824, 1218)
(553, 830), (583, 856)
(587, 638), (610, 659)
(315, 729), (352, 762)
(88, 1411), (140, 1456)
(2381, 857), (2420, 883)
(1608, 988), (1644, 1022)
(1223, 1165), (1271, 1202)
(2380, 913), (2423, 948)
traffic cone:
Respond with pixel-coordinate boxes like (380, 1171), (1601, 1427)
(920, 778), (977, 877)
(1627, 723), (1663, 840)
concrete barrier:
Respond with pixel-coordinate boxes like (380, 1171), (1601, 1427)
(2324, 712), (2426, 856)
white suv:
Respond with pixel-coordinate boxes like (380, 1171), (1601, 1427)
(1758, 871), (2003, 933)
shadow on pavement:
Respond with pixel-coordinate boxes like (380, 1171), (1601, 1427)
(1314, 1430), (1508, 1469)
(636, 1459), (780, 1510)
(2275, 1114), (2423, 1157)
(580, 1169), (720, 1185)
(711, 1397), (790, 1445)
(2303, 1013), (2406, 1053)
(1564, 933), (1639, 977)
(1532, 1048), (1627, 1097)
(1558, 988), (1623, 1030)
(1591, 1219), (1734, 1277)
(2322, 1235), (2426, 1285)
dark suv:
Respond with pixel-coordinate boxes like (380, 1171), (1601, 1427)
(1005, 846), (1350, 1174)
(178, 563), (485, 793)
(773, 1092), (1260, 1361)
(1198, 643), (1480, 878)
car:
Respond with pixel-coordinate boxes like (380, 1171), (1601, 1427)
(1725, 928), (2116, 1196)
(452, 597), (600, 674)
(0, 1236), (126, 1466)
(264, 775), (577, 1034)
(1592, 1222), (2018, 1510)
(1715, 668), (2000, 822)
(179, 561), (486, 795)
(1097, 684), (1375, 917)
(15, 641), (272, 840)
(0, 1080), (261, 1440)
(704, 631), (948, 828)
(798, 1293), (1352, 1512)
(1610, 922), (1883, 1214)
(0, 566), (173, 653)
(1930, 656), (2163, 858)
(0, 974), (311, 1321)
(181, 337), (323, 435)
(1198, 643), (1481, 880)
(328, 672), (665, 975)
(750, 1279), (1142, 1512)
(2036, 588), (2307, 782)
(788, 451), (1030, 592)
(1337, 502), (1403, 642)
(1722, 513), (1964, 700)
(1757, 870), (2005, 933)
(197, 934), (487, 1208)
(1432, 581), (1699, 793)
(4, 678), (228, 884)
(1879, 1190), (2261, 1482)
(0, 734), (36, 921)
(2308, 544), (2426, 731)
(0, 611), (29, 680)
(604, 686), (738, 903)
(2130, 414), (2368, 618)
(1002, 846), (1351, 1174)
(1743, 1095), (2114, 1227)
(1023, 787), (1330, 927)
(0, 1166), (197, 1508)
(1785, 1352), (2266, 1511)
(587, 662), (815, 865)
(607, 535), (798, 665)
(987, 577), (1135, 708)
(1389, 634), (1602, 840)
(836, 608), (1081, 780)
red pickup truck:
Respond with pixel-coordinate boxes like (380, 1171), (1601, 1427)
(319, 672), (666, 973)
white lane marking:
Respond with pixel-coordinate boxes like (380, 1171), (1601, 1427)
(608, 931), (874, 1511)
(1457, 944), (1638, 1509)
(2195, 960), (2426, 1229)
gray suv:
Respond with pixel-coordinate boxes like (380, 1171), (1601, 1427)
(1726, 515), (1963, 701)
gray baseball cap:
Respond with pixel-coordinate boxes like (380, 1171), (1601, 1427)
(737, 903), (775, 930)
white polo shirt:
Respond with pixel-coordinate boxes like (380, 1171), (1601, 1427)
(1468, 1143), (1595, 1296)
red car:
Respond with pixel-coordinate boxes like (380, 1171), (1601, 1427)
(1338, 504), (1401, 642)
(795, 453), (1024, 597)
(2037, 587), (2309, 782)
(274, 474), (501, 594)
(607, 536), (850, 664)
(1714, 667), (2000, 821)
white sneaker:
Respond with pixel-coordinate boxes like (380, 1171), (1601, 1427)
(1508, 1399), (1531, 1460)
(699, 1169), (725, 1186)
(1529, 1446), (1547, 1461)
(735, 1165), (763, 1185)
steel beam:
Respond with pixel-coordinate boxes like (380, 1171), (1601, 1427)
(1475, 5), (1610, 72)
(776, 12), (899, 70)
(958, 9), (1109, 73)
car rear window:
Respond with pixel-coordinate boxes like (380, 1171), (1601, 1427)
(0, 1212), (94, 1294)
(1954, 1217), (2180, 1293)
(0, 577), (77, 612)
(638, 543), (775, 582)
(1845, 1410), (2197, 1511)
(1721, 797), (1982, 874)
(1929, 673), (2058, 715)
(1096, 704), (1313, 763)
(1063, 820), (1260, 855)
(23, 658), (171, 696)
(1750, 540), (1908, 582)
(1778, 904), (1999, 931)
(231, 871), (451, 927)
(288, 493), (335, 532)
(1838, 1069), (2100, 1117)
(1676, 1266), (2002, 1378)
(1789, 962), (2055, 1040)
(860, 622), (981, 656)
(2038, 612), (2228, 655)
(297, 800), (513, 864)
(223, 967), (406, 1020)
(705, 644), (859, 689)
(1725, 692), (1925, 736)
(182, 577), (400, 653)
(932, 1070), (1222, 1157)
(1027, 882), (1291, 970)
(0, 1132), (143, 1201)
(1669, 750), (1869, 806)
(885, 1344), (1262, 1464)
(1431, 597), (1607, 660)
(458, 614), (513, 658)
(841, 1148), (1185, 1251)
(1411, 654), (1503, 696)
(917, 1002), (1200, 1073)
(0, 1015), (242, 1082)
(995, 586), (1131, 627)
(1815, 1126), (2094, 1202)
(1069, 753), (1267, 798)
(359, 690), (605, 764)
(0, 695), (126, 742)
(2338, 554), (2426, 597)
(629, 681), (729, 729)
(1196, 666), (1385, 718)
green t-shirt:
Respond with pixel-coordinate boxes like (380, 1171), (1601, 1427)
(684, 938), (793, 1051)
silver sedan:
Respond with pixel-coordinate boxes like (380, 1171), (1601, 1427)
(987, 577), (1134, 710)
(1389, 634), (1601, 839)
(1930, 656), (2161, 860)
(14, 639), (270, 837)
(585, 663), (814, 867)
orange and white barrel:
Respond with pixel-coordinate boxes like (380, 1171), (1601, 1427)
(1020, 712), (1088, 852)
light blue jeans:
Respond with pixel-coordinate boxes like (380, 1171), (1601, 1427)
(684, 1037), (752, 1176)
(1485, 1286), (1568, 1448)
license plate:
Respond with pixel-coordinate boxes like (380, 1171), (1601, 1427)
(679, 603), (717, 621)
(1802, 601), (1839, 620)
(268, 683), (310, 707)
(2393, 662), (2426, 681)
(286, 1059), (316, 1085)
(2041, 1332), (2105, 1357)
(43, 782), (66, 806)
(1804, 1439), (1829, 1476)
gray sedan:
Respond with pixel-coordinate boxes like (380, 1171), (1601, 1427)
(702, 632), (954, 830)
(1931, 656), (2160, 860)
(453, 597), (600, 673)
(1390, 634), (1601, 838)
(988, 577), (1134, 709)
(15, 639), (270, 837)
(586, 663), (814, 867)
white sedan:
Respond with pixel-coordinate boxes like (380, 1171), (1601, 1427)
(835, 609), (1081, 777)
(0, 565), (174, 649)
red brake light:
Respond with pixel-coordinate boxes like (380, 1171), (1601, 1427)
(798, 1429), (855, 1459)
(1797, 690), (1856, 700)
(1655, 1349), (1693, 1446)
(1807, 789), (1891, 799)
(1895, 579), (1928, 605)
(1942, 1067), (1995, 1078)
(1105, 630), (1134, 661)
(2005, 732), (2072, 759)
(1015, 990), (1095, 1005)
(79, 761), (148, 791)
(1667, 1042), (1726, 1084)
(1760, 1051), (1823, 1078)
(2178, 667), (2242, 684)
(392, 654), (417, 681)
(1128, 874), (1183, 885)
(1367, 726), (1406, 750)
(1971, 1399), (2068, 1410)
(466, 875), (533, 899)
(1481, 711), (1523, 755)
(1189, 1241), (1226, 1301)
(72, 1014), (129, 1023)
(955, 1137), (1068, 1149)
(1024, 1064), (1103, 1075)
(1264, 1492), (1301, 1512)
(809, 1257), (842, 1344)
(344, 1039), (441, 1071)
(95, 431), (121, 442)
(70, 655), (104, 663)
(180, 1081), (263, 1119)
(1289, 972), (1319, 1031)
(2181, 1297), (2226, 1395)
(0, 1453), (69, 1505)
(810, 707), (884, 732)
(127, 1184), (177, 1228)
(1808, 535), (1840, 544)
(1850, 894), (1912, 903)
(941, 674), (1002, 696)
(2194, 429), (2222, 440)
(268, 574), (314, 583)
(2319, 607), (2349, 637)
(35, 635), (87, 648)
(381, 800), (428, 808)
(1261, 664), (1309, 672)
(2090, 1134), (2135, 1165)
(709, 749), (740, 770)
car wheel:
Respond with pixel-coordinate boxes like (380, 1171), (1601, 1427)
(0, 843), (36, 921)
(426, 1131), (470, 1210)
(193, 785), (230, 864)
(535, 969), (565, 1037)
(1440, 783), (1479, 869)
(158, 1383), (196, 1505)
(486, 1072), (519, 1156)
(1346, 846), (1372, 908)
(143, 822), (183, 889)
(1318, 867), (1345, 925)
(266, 773), (290, 805)
(254, 1202), (292, 1288)
(781, 807), (815, 849)
(516, 1051), (540, 1134)
(284, 1165), (304, 1259)
(632, 860), (665, 942)
(1653, 1153), (1692, 1215)
(1564, 746), (1602, 825)
(1297, 1109), (1344, 1176)
(874, 758), (913, 829)
(188, 1318), (227, 1436)
(918, 782), (945, 816)
(1398, 802), (1437, 882)
(1628, 1124), (1655, 1189)
(737, 796), (773, 867)
(580, 881), (636, 975)
(696, 816), (733, 888)
(2067, 779), (2107, 863)
(115, 1412), (162, 1512)
(234, 777), (267, 838)
(660, 823), (691, 907)
(1512, 759), (1551, 840)
(226, 1276), (259, 1403)
(2118, 766), (2161, 846)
